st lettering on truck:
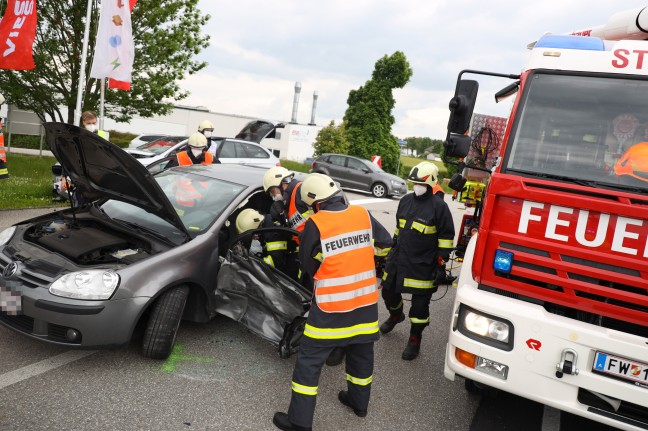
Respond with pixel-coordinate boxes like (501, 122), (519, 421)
(442, 7), (648, 431)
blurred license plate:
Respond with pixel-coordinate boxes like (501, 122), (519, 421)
(593, 351), (648, 388)
(0, 286), (22, 315)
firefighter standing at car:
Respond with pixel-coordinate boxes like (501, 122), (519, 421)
(273, 173), (391, 431)
(379, 161), (455, 360)
(80, 111), (108, 140)
(174, 132), (213, 167)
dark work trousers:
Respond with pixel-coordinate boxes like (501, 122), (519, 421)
(287, 339), (374, 428)
(381, 287), (433, 337)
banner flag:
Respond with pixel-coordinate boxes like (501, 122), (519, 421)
(90, 0), (134, 83)
(0, 0), (37, 70)
(108, 0), (137, 91)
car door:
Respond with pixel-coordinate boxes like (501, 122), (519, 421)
(214, 227), (310, 358)
(326, 154), (348, 186)
(238, 141), (274, 168)
(345, 157), (372, 191)
(216, 139), (245, 164)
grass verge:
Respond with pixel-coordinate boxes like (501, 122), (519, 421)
(0, 154), (66, 210)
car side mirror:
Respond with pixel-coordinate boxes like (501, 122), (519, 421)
(447, 79), (478, 135)
(362, 168), (371, 174)
(444, 134), (471, 159)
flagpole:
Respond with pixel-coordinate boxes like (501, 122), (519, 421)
(99, 78), (105, 130)
(74, 0), (93, 126)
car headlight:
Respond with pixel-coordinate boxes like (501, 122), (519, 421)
(457, 304), (513, 351)
(0, 226), (16, 246)
(49, 270), (120, 300)
(390, 179), (401, 185)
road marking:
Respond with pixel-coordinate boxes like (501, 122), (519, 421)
(541, 406), (561, 431)
(0, 350), (96, 390)
(349, 198), (392, 205)
(161, 344), (214, 373)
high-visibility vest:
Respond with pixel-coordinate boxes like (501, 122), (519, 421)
(175, 179), (209, 208)
(0, 121), (7, 179)
(310, 205), (378, 313)
(287, 182), (313, 234)
(177, 151), (213, 166)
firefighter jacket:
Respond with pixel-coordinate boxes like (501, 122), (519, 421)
(298, 197), (391, 347)
(260, 215), (299, 281)
(382, 189), (455, 295)
(284, 179), (313, 234)
(176, 150), (213, 166)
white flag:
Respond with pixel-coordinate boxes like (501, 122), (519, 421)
(89, 0), (134, 82)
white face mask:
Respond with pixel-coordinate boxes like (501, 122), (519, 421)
(272, 193), (284, 202)
(413, 184), (428, 196)
(85, 124), (96, 133)
(191, 147), (203, 157)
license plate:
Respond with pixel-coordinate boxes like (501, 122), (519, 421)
(0, 286), (22, 316)
(593, 351), (648, 389)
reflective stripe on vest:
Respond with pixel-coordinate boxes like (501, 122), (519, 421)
(311, 205), (377, 313)
(303, 321), (379, 339)
(346, 373), (373, 386)
(292, 381), (317, 396)
(403, 277), (434, 289)
(439, 239), (454, 249)
(97, 130), (108, 140)
(266, 241), (287, 252)
(411, 221), (437, 234)
(410, 316), (430, 324)
(263, 255), (275, 267)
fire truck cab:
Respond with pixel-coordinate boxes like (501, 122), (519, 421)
(443, 8), (648, 431)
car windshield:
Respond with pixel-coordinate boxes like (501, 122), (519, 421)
(100, 170), (246, 241)
(505, 72), (648, 193)
(136, 137), (186, 155)
(364, 160), (383, 172)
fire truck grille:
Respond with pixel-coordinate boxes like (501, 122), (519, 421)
(491, 242), (648, 338)
(578, 388), (648, 430)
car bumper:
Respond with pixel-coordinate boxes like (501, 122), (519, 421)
(0, 281), (149, 348)
(388, 183), (407, 196)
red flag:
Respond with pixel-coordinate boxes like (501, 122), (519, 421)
(108, 0), (138, 91)
(0, 0), (37, 70)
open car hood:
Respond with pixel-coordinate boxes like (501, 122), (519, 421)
(44, 122), (190, 239)
(235, 120), (284, 143)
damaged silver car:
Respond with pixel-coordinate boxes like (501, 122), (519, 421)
(0, 123), (309, 359)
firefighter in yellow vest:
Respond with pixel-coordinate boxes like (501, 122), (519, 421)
(174, 132), (213, 167)
(380, 161), (455, 360)
(273, 173), (386, 431)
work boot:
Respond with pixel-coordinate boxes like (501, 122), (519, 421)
(402, 335), (421, 360)
(325, 346), (346, 366)
(272, 412), (312, 431)
(379, 312), (405, 334)
(338, 390), (368, 418)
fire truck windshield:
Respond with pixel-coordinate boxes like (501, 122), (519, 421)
(504, 72), (648, 193)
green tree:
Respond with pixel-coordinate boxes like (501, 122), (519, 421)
(0, 0), (210, 124)
(403, 136), (433, 157)
(312, 120), (349, 156)
(344, 51), (413, 173)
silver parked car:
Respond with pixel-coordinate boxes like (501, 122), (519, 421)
(310, 153), (407, 198)
(2, 123), (308, 359)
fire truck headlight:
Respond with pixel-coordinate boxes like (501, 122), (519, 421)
(493, 249), (513, 274)
(458, 305), (514, 351)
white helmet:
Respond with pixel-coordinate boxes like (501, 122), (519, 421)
(408, 161), (438, 188)
(0, 93), (5, 105)
(263, 166), (294, 192)
(188, 132), (208, 148)
(236, 208), (264, 234)
(198, 120), (214, 133)
(300, 173), (340, 207)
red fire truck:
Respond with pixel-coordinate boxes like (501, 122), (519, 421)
(443, 7), (648, 431)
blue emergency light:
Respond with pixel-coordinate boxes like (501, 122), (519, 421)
(493, 250), (514, 274)
(535, 34), (605, 51)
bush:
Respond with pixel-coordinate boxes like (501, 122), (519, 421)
(5, 130), (137, 150)
(280, 159), (310, 173)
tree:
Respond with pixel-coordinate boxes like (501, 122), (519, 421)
(312, 120), (349, 156)
(343, 51), (412, 173)
(0, 0), (210, 124)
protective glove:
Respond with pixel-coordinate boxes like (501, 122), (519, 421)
(374, 256), (386, 279)
(270, 200), (287, 226)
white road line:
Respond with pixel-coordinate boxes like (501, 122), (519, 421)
(349, 198), (392, 205)
(0, 350), (96, 389)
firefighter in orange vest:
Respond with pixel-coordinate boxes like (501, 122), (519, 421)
(379, 161), (455, 360)
(273, 173), (389, 431)
(174, 132), (213, 166)
(263, 166), (295, 227)
(234, 208), (293, 273)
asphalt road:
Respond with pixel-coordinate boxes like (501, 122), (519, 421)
(0, 191), (618, 431)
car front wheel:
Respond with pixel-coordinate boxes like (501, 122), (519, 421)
(142, 285), (189, 359)
(371, 182), (386, 198)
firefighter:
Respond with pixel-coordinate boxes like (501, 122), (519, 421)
(234, 209), (292, 273)
(263, 166), (296, 227)
(80, 111), (108, 140)
(379, 161), (455, 360)
(175, 132), (213, 166)
(273, 173), (385, 431)
(198, 119), (214, 138)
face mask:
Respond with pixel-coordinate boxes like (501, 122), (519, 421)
(272, 193), (283, 202)
(85, 124), (96, 133)
(413, 184), (428, 196)
(203, 130), (213, 138)
(191, 147), (203, 157)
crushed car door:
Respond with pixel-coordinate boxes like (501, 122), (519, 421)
(214, 227), (311, 358)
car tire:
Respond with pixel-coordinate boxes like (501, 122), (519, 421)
(371, 182), (387, 198)
(142, 285), (189, 359)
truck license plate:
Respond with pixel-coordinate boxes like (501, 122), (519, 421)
(593, 351), (648, 389)
(0, 286), (22, 315)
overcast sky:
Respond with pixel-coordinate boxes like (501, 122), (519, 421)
(178, 1), (648, 139)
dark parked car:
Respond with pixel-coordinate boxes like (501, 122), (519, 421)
(1, 123), (309, 359)
(310, 153), (407, 198)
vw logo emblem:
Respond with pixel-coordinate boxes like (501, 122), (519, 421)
(2, 262), (18, 279)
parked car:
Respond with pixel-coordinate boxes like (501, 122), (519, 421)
(128, 133), (170, 148)
(310, 153), (407, 198)
(124, 135), (189, 164)
(4, 123), (309, 359)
